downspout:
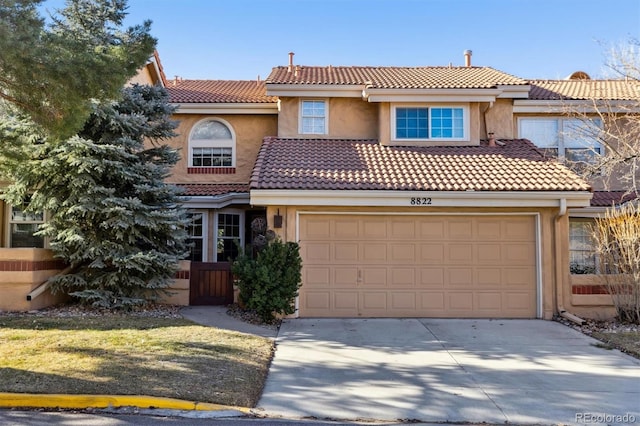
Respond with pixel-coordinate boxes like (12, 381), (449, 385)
(26, 266), (73, 302)
(554, 199), (585, 325)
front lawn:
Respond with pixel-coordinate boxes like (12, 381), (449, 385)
(0, 307), (274, 407)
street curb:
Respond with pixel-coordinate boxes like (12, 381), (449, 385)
(0, 393), (251, 414)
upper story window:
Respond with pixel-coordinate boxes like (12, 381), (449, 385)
(518, 118), (603, 164)
(188, 119), (236, 169)
(393, 105), (468, 141)
(7, 203), (44, 248)
(300, 100), (327, 134)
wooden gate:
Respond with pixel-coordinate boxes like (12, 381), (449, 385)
(189, 262), (234, 305)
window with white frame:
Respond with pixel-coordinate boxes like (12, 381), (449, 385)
(393, 106), (467, 141)
(300, 100), (327, 134)
(8, 203), (44, 248)
(518, 118), (603, 163)
(216, 212), (242, 262)
(186, 211), (207, 262)
(569, 219), (597, 274)
(188, 119), (235, 167)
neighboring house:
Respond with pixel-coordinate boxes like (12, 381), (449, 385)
(2, 51), (638, 320)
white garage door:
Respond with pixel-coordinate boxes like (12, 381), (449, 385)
(299, 214), (538, 318)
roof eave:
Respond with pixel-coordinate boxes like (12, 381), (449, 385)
(250, 189), (593, 208)
(513, 99), (639, 113)
(172, 102), (279, 114)
(266, 84), (363, 98)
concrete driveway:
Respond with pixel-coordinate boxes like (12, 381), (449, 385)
(257, 319), (640, 425)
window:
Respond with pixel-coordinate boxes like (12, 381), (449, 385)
(186, 211), (207, 262)
(188, 119), (235, 168)
(300, 100), (327, 134)
(8, 203), (44, 248)
(216, 213), (242, 262)
(569, 219), (596, 274)
(393, 106), (467, 141)
(519, 118), (603, 163)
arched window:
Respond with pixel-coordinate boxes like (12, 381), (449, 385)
(188, 119), (236, 171)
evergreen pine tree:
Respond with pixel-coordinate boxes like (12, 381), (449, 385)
(3, 84), (189, 308)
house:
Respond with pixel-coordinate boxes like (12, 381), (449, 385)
(1, 51), (637, 320)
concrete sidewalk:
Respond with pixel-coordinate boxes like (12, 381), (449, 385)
(257, 319), (640, 425)
(179, 306), (279, 339)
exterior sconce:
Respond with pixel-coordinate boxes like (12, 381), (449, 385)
(273, 209), (283, 228)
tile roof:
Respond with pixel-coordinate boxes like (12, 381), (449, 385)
(167, 80), (277, 104)
(251, 138), (591, 192)
(176, 183), (250, 196)
(266, 66), (527, 89)
(528, 80), (640, 100)
(590, 190), (638, 207)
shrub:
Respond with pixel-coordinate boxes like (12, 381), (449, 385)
(593, 202), (640, 324)
(232, 228), (302, 322)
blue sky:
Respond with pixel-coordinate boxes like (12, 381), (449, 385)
(42, 0), (640, 81)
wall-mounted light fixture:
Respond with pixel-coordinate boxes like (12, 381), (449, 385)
(273, 209), (283, 228)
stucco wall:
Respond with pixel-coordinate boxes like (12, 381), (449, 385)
(164, 114), (277, 184)
(277, 97), (378, 139)
(484, 99), (515, 139)
(159, 260), (190, 306)
(0, 249), (67, 312)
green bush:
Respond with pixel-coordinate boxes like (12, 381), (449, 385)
(232, 237), (302, 322)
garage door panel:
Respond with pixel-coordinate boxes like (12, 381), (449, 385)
(390, 292), (416, 310)
(334, 267), (358, 287)
(420, 244), (445, 263)
(362, 267), (387, 287)
(362, 243), (387, 262)
(419, 268), (445, 287)
(304, 267), (330, 287)
(303, 242), (331, 262)
(299, 214), (537, 318)
(334, 242), (359, 262)
(362, 220), (388, 238)
(335, 219), (360, 239)
(418, 220), (446, 239)
(390, 220), (416, 238)
(448, 268), (473, 286)
(390, 243), (417, 263)
(391, 268), (416, 286)
(448, 244), (473, 262)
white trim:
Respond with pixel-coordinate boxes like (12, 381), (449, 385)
(214, 209), (244, 263)
(299, 99), (329, 135)
(513, 99), (638, 114)
(251, 189), (593, 208)
(295, 210), (543, 319)
(367, 88), (500, 103)
(181, 193), (250, 209)
(188, 118), (236, 168)
(173, 103), (278, 115)
(186, 209), (208, 262)
(267, 84), (363, 98)
(391, 104), (470, 142)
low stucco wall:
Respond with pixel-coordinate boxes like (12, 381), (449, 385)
(158, 260), (191, 306)
(568, 274), (617, 320)
(0, 248), (67, 312)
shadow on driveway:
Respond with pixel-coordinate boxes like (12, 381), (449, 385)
(257, 319), (640, 424)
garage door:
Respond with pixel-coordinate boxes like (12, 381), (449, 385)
(299, 214), (537, 318)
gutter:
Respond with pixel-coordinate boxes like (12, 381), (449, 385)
(554, 198), (585, 325)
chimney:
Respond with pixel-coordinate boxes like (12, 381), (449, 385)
(288, 52), (295, 72)
(464, 49), (472, 67)
(488, 132), (496, 147)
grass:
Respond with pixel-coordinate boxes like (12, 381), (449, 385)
(591, 330), (640, 359)
(0, 313), (274, 407)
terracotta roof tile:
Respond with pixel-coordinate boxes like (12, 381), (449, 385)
(529, 80), (640, 100)
(251, 138), (590, 192)
(167, 80), (277, 104)
(266, 66), (527, 89)
(176, 183), (250, 196)
(590, 191), (638, 207)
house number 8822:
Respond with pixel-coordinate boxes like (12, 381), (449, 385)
(410, 197), (432, 205)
